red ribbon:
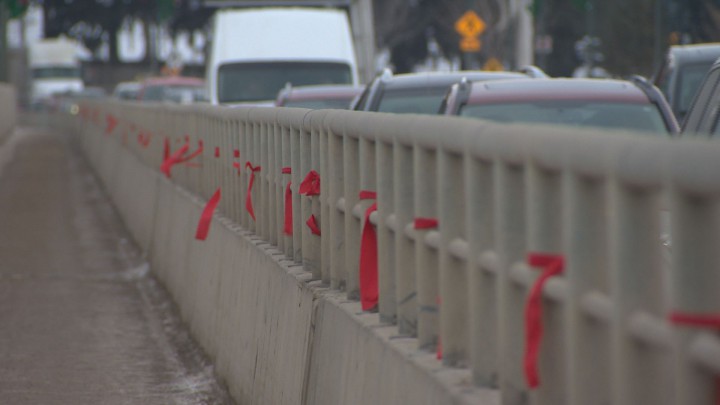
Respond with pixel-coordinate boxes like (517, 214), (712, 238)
(525, 252), (565, 389)
(306, 214), (321, 235)
(160, 142), (190, 178)
(282, 167), (292, 235)
(414, 217), (439, 230)
(195, 188), (221, 241)
(175, 140), (204, 165)
(299, 170), (321, 196)
(669, 312), (720, 328)
(358, 190), (378, 311)
(234, 149), (240, 158)
(137, 132), (151, 148)
(105, 113), (118, 135)
(245, 162), (261, 221)
(163, 137), (170, 161)
(214, 147), (220, 158)
(669, 312), (720, 405)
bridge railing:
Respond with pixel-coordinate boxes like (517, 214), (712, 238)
(73, 100), (720, 405)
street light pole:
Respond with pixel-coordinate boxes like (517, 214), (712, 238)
(0, 1), (8, 82)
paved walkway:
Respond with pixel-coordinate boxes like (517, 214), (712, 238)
(0, 128), (234, 404)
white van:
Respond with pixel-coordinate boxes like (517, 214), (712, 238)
(206, 7), (359, 105)
(28, 37), (84, 106)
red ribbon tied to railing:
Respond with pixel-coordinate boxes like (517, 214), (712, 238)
(282, 167), (293, 235)
(214, 147), (220, 158)
(195, 188), (222, 241)
(299, 170), (320, 196)
(160, 141), (190, 178)
(358, 190), (378, 311)
(176, 140), (204, 165)
(306, 215), (321, 236)
(525, 252), (565, 389)
(105, 113), (118, 135)
(669, 312), (720, 328)
(669, 311), (720, 405)
(160, 140), (203, 178)
(137, 132), (151, 148)
(245, 162), (261, 221)
(414, 217), (439, 230)
(163, 137), (170, 161)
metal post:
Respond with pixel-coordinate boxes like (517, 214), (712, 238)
(526, 163), (565, 404)
(415, 146), (438, 350)
(611, 181), (671, 405)
(565, 173), (610, 405)
(438, 150), (468, 366)
(0, 2), (8, 82)
(495, 161), (527, 404)
(467, 156), (497, 386)
(395, 142), (416, 335)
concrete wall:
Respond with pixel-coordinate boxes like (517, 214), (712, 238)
(79, 122), (498, 405)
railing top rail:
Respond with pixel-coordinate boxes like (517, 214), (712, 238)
(97, 101), (720, 197)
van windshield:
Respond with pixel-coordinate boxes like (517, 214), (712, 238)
(218, 62), (352, 103)
(32, 67), (81, 79)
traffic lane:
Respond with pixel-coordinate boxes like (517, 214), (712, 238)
(0, 128), (234, 404)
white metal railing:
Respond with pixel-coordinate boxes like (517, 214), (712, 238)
(72, 100), (720, 405)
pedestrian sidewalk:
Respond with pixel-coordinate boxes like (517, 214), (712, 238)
(0, 127), (234, 404)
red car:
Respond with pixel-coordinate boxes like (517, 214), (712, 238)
(441, 77), (679, 135)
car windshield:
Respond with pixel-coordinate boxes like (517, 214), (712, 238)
(32, 67), (81, 79)
(143, 84), (205, 103)
(676, 62), (714, 117)
(218, 62), (352, 103)
(460, 101), (669, 133)
(375, 87), (449, 114)
(283, 98), (353, 109)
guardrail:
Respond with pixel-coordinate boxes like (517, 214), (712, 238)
(72, 100), (720, 405)
(0, 84), (16, 141)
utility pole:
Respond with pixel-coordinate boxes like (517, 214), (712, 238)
(516, 0), (533, 67)
(349, 0), (375, 83)
(0, 1), (8, 82)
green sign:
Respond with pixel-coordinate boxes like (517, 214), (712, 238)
(6, 0), (28, 19)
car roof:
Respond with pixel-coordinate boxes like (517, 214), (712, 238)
(381, 71), (527, 90)
(466, 78), (651, 104)
(668, 43), (720, 64)
(282, 84), (363, 100)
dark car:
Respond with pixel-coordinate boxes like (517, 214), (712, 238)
(681, 57), (720, 135)
(137, 76), (207, 104)
(351, 69), (537, 115)
(441, 77), (679, 135)
(653, 43), (720, 123)
(275, 84), (363, 109)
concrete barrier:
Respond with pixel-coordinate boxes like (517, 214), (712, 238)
(66, 100), (720, 405)
(90, 134), (494, 404)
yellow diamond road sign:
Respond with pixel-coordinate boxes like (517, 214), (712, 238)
(455, 10), (486, 38)
(460, 37), (481, 52)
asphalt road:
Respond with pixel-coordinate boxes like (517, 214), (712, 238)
(0, 128), (235, 404)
